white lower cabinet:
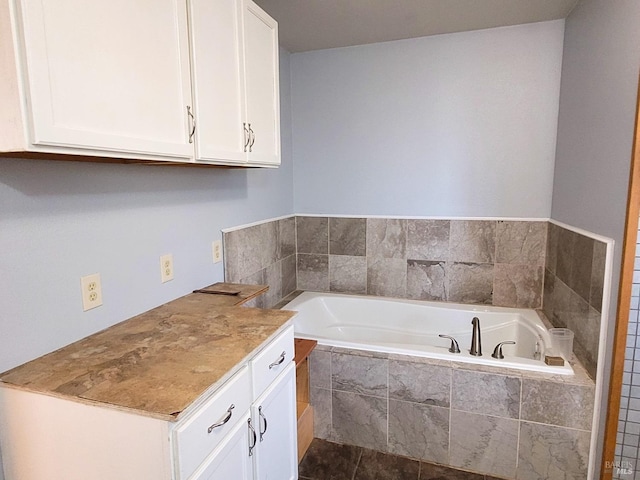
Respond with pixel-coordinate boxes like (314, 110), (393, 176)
(0, 326), (297, 480)
(189, 412), (255, 480)
(252, 362), (297, 480)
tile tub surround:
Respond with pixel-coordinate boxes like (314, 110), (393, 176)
(309, 346), (595, 480)
(224, 216), (608, 377)
(223, 216), (297, 308)
(543, 222), (607, 379)
(296, 217), (547, 309)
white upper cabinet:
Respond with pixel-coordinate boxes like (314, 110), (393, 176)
(243, 0), (280, 166)
(188, 0), (280, 166)
(3, 0), (194, 160)
(0, 0), (280, 167)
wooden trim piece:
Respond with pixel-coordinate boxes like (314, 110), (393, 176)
(601, 77), (640, 478)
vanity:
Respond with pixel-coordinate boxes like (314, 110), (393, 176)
(0, 285), (297, 480)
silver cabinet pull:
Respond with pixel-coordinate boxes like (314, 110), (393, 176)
(248, 123), (255, 152)
(268, 351), (286, 369)
(248, 418), (257, 456)
(258, 406), (268, 441)
(207, 404), (234, 433)
(187, 106), (196, 144)
(243, 123), (250, 152)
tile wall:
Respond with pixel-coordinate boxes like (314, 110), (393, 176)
(224, 216), (606, 377)
(543, 222), (607, 378)
(309, 346), (595, 480)
(223, 216), (297, 308)
(296, 217), (547, 309)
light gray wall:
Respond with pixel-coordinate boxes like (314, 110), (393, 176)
(550, 0), (640, 471)
(291, 20), (565, 218)
(0, 49), (294, 375)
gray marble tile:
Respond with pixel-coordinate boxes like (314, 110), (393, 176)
(330, 217), (366, 256)
(590, 240), (607, 312)
(278, 217), (296, 260)
(388, 400), (449, 464)
(310, 349), (331, 389)
(419, 463), (485, 479)
(297, 254), (329, 291)
(281, 254), (297, 297)
(367, 257), (407, 297)
(547, 277), (589, 331)
(332, 391), (388, 451)
(406, 260), (447, 301)
(492, 264), (543, 309)
(310, 387), (332, 440)
(263, 260), (282, 308)
(542, 268), (555, 320)
(449, 410), (518, 478)
(330, 255), (367, 294)
(448, 262), (493, 305)
(389, 360), (451, 407)
(521, 379), (594, 430)
(449, 220), (496, 264)
(261, 221), (279, 268)
(451, 370), (520, 418)
(570, 232), (594, 303)
(332, 352), (388, 397)
(297, 216), (328, 254)
(366, 218), (407, 259)
(223, 225), (263, 281)
(575, 306), (600, 379)
(546, 222), (559, 275)
(556, 227), (577, 288)
(495, 221), (547, 266)
(406, 219), (450, 261)
(517, 422), (590, 480)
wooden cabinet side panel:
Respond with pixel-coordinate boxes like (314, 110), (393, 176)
(0, 0), (27, 152)
(0, 387), (172, 480)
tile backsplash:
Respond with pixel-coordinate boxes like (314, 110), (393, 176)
(223, 215), (606, 378)
(295, 216), (546, 309)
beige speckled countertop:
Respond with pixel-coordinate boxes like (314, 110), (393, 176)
(0, 285), (295, 422)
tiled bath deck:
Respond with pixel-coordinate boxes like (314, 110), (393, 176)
(299, 438), (504, 480)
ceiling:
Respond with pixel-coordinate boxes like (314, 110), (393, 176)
(253, 0), (579, 53)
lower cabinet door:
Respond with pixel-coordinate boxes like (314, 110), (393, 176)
(190, 412), (254, 480)
(252, 361), (298, 480)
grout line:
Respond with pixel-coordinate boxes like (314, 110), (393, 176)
(352, 448), (363, 480)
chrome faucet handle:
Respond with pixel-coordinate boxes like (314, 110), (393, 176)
(491, 341), (516, 359)
(438, 334), (461, 353)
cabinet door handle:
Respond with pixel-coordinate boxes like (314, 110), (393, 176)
(248, 124), (255, 152)
(258, 406), (268, 441)
(187, 106), (196, 144)
(248, 418), (257, 456)
(207, 404), (234, 433)
(268, 351), (286, 369)
(243, 123), (250, 152)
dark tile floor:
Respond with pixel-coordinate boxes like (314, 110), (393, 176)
(299, 439), (505, 480)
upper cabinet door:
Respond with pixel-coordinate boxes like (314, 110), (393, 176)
(188, 0), (247, 164)
(243, 0), (280, 166)
(17, 0), (193, 159)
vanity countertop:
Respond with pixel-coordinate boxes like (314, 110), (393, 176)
(0, 285), (295, 421)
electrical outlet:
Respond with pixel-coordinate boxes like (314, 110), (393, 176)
(160, 254), (174, 283)
(81, 273), (103, 311)
(212, 240), (222, 263)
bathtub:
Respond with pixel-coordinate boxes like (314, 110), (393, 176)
(283, 291), (574, 375)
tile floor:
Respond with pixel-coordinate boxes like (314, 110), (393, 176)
(299, 438), (505, 480)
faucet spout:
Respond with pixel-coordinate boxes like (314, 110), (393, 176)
(470, 317), (482, 356)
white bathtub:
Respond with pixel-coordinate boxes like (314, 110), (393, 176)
(284, 291), (573, 375)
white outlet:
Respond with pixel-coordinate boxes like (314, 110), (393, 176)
(212, 240), (222, 264)
(81, 273), (103, 311)
(160, 254), (174, 283)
